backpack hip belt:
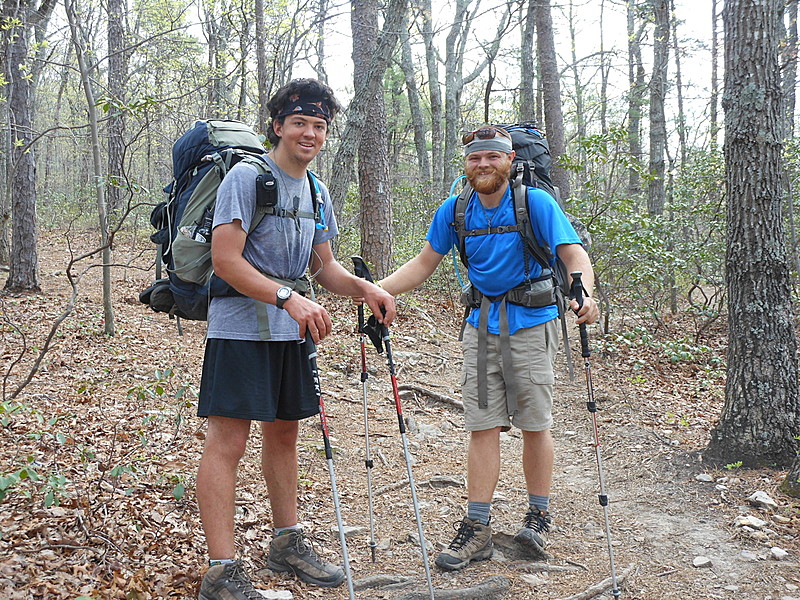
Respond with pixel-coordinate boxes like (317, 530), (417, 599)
(458, 270), (561, 310)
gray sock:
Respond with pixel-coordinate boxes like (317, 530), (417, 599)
(528, 494), (549, 513)
(467, 501), (492, 525)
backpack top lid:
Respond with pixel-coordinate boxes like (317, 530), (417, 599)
(171, 119), (265, 181)
(491, 122), (555, 197)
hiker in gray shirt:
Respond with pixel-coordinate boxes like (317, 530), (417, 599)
(196, 78), (396, 600)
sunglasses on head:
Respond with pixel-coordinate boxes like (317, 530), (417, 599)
(461, 126), (512, 145)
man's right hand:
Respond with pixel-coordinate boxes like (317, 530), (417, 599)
(284, 293), (332, 344)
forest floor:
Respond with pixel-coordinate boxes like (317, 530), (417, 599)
(1, 231), (799, 600)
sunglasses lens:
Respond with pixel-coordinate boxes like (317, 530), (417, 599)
(462, 126), (511, 145)
(475, 127), (497, 140)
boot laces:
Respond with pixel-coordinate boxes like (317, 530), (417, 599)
(523, 508), (550, 534)
(292, 531), (322, 562)
(225, 562), (262, 600)
(448, 519), (478, 549)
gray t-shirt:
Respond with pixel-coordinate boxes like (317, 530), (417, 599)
(207, 155), (337, 341)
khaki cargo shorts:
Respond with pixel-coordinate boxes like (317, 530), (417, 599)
(460, 319), (558, 432)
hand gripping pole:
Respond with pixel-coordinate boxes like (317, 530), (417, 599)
(570, 271), (621, 598)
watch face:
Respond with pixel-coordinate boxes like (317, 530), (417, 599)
(277, 287), (291, 300)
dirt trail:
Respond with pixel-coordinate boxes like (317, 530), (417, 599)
(0, 237), (798, 599)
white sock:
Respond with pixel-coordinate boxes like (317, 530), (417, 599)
(274, 524), (300, 536)
(209, 558), (236, 566)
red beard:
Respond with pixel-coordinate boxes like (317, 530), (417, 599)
(466, 162), (510, 194)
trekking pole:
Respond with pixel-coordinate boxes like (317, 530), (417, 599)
(357, 300), (379, 562)
(570, 271), (621, 599)
(305, 333), (356, 600)
(352, 256), (436, 600)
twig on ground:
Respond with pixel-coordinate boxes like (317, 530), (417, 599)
(551, 565), (637, 600)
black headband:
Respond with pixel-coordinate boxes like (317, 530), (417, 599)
(276, 93), (332, 123)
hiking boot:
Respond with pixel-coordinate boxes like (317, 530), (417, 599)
(434, 517), (493, 571)
(267, 529), (345, 588)
(514, 507), (551, 557)
(198, 559), (263, 600)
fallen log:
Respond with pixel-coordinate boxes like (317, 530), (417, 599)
(393, 575), (511, 600)
(398, 384), (464, 411)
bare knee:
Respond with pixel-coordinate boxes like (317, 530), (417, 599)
(204, 417), (250, 464)
(261, 419), (299, 451)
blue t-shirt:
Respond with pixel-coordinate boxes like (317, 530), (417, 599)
(426, 186), (581, 335)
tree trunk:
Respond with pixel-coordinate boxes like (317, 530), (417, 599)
(107, 0), (127, 216)
(326, 0), (406, 218)
(710, 0), (721, 148)
(422, 0), (444, 198)
(313, 0), (329, 84)
(598, 0), (608, 134)
(706, 0), (800, 468)
(442, 1), (510, 190)
(782, 0), (798, 138)
(352, 0), (394, 277)
(443, 0), (473, 192)
(3, 0), (41, 293)
(627, 0), (647, 197)
(519, 0), (536, 123)
(782, 453), (800, 497)
(568, 0), (585, 153)
(67, 0), (115, 335)
(203, 0), (231, 116)
(400, 10), (431, 182)
(647, 0), (669, 216)
(536, 0), (569, 199)
(671, 0), (687, 168)
(254, 0), (270, 135)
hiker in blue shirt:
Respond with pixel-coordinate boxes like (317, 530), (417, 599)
(379, 125), (599, 571)
(196, 79), (395, 600)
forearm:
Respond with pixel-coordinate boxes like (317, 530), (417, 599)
(558, 244), (595, 296)
(557, 244), (599, 324)
(379, 243), (444, 296)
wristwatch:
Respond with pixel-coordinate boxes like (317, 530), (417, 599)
(276, 286), (293, 309)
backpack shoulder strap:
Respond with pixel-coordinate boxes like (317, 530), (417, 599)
(452, 183), (475, 268)
(513, 183), (552, 270)
(242, 155), (274, 234)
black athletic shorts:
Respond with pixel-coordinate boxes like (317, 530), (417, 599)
(198, 338), (319, 421)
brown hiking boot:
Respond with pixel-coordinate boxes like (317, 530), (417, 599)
(267, 529), (345, 587)
(434, 517), (493, 571)
(198, 559), (263, 600)
(514, 507), (551, 558)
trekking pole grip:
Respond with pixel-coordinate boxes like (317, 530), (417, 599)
(352, 255), (374, 283)
(570, 271), (591, 359)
